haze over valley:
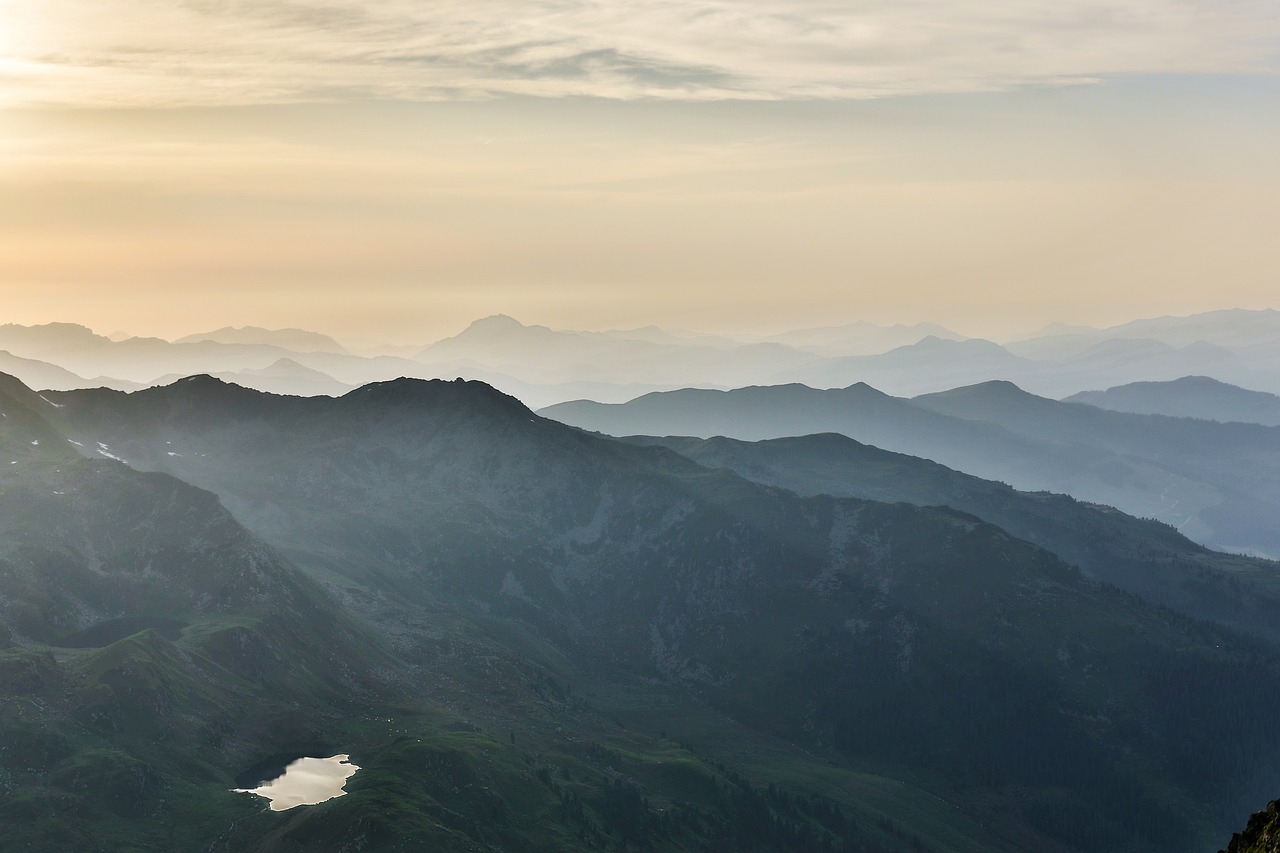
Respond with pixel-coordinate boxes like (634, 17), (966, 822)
(9, 308), (1280, 405)
(6, 0), (1280, 849)
(3, 306), (1280, 850)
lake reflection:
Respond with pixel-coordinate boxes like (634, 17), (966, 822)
(233, 754), (359, 811)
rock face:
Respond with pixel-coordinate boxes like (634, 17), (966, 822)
(1222, 801), (1280, 853)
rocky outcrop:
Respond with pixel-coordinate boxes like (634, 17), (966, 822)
(1222, 801), (1280, 853)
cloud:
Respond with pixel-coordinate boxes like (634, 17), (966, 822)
(3, 0), (1280, 106)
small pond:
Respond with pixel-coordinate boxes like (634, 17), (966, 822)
(232, 753), (359, 811)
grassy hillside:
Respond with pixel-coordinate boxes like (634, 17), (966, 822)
(28, 374), (1280, 850)
(629, 432), (1280, 643)
(3, 373), (1018, 852)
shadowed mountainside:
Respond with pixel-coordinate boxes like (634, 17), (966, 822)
(0, 372), (401, 850)
(540, 381), (1280, 558)
(7, 308), (1280, 407)
(627, 432), (1280, 643)
(29, 373), (1280, 851)
(914, 381), (1280, 557)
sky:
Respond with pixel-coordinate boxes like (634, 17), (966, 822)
(1, 1), (1278, 345)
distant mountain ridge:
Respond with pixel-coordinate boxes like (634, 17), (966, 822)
(6, 306), (1280, 404)
(1066, 376), (1280, 425)
(790, 335), (1032, 395)
(913, 381), (1280, 556)
(416, 313), (823, 388)
(749, 320), (965, 355)
(628, 431), (1280, 643)
(175, 325), (350, 354)
(0, 349), (98, 391)
(150, 357), (354, 397)
(1085, 307), (1280, 350)
(38, 370), (1280, 851)
(541, 379), (1280, 558)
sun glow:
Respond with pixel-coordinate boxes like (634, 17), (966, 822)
(0, 4), (48, 106)
(0, 1), (35, 53)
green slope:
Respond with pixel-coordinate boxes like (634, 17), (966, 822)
(628, 431), (1280, 643)
(539, 380), (1280, 558)
(29, 374), (1280, 851)
(4, 372), (1006, 852)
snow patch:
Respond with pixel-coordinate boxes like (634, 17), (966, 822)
(96, 442), (126, 463)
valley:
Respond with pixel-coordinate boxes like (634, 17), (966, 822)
(4, 363), (1280, 851)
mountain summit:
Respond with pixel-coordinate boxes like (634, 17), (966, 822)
(175, 325), (349, 354)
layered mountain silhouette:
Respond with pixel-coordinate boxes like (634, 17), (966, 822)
(0, 348), (96, 391)
(5, 307), (1280, 850)
(416, 314), (822, 388)
(6, 308), (1280, 406)
(0, 371), (1269, 850)
(789, 336), (1033, 396)
(542, 380), (1280, 558)
(1067, 376), (1280, 426)
(914, 381), (1280, 556)
(414, 312), (1280, 399)
(1035, 308), (1280, 350)
(150, 357), (355, 397)
(628, 431), (1280, 642)
(0, 322), (435, 390)
(749, 320), (964, 356)
(175, 326), (350, 354)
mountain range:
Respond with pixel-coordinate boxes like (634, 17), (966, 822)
(626, 431), (1280, 643)
(5, 306), (1280, 851)
(1066, 376), (1280, 426)
(542, 379), (1280, 559)
(6, 307), (1280, 408)
(1, 368), (1278, 850)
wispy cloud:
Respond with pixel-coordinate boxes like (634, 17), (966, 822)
(2, 0), (1279, 106)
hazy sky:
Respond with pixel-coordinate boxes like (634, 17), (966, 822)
(2, 1), (1278, 344)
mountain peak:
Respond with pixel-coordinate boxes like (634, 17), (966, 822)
(419, 315), (560, 359)
(341, 376), (532, 418)
(461, 314), (531, 335)
(141, 373), (267, 406)
(912, 335), (1008, 352)
(0, 322), (108, 356)
(173, 325), (348, 354)
(473, 313), (524, 327)
(840, 381), (892, 398)
(174, 373), (231, 387)
(914, 379), (1032, 404)
(240, 358), (335, 381)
